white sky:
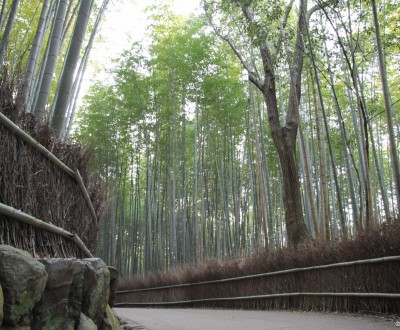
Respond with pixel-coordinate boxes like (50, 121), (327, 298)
(77, 0), (201, 111)
(73, 0), (201, 134)
(88, 0), (201, 78)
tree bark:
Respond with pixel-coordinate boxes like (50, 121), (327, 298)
(34, 0), (68, 121)
(324, 39), (359, 232)
(371, 0), (400, 217)
(244, 1), (311, 246)
(0, 0), (20, 65)
(0, 0), (7, 31)
(51, 0), (93, 137)
(18, 0), (50, 108)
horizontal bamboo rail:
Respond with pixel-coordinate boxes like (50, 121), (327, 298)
(115, 292), (400, 307)
(0, 202), (93, 258)
(117, 255), (400, 294)
(116, 255), (400, 311)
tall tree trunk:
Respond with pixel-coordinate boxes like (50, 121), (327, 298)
(249, 82), (268, 249)
(144, 139), (153, 273)
(324, 39), (359, 232)
(0, 0), (7, 31)
(170, 81), (178, 268)
(180, 106), (188, 264)
(326, 10), (373, 231)
(192, 99), (199, 264)
(64, 0), (109, 141)
(306, 30), (348, 239)
(207, 1), (312, 245)
(298, 110), (319, 239)
(51, 0), (93, 137)
(0, 0), (20, 65)
(312, 73), (330, 241)
(340, 51), (364, 232)
(28, 0), (56, 112)
(371, 0), (400, 216)
(18, 0), (50, 108)
(34, 0), (68, 121)
(245, 2), (311, 246)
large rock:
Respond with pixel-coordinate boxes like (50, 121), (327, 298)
(77, 313), (97, 330)
(0, 245), (47, 327)
(81, 258), (110, 326)
(0, 246), (113, 329)
(69, 260), (86, 321)
(108, 267), (119, 307)
(100, 305), (121, 330)
(32, 259), (76, 330)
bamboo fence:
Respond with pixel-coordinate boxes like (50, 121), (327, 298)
(115, 256), (400, 313)
(0, 111), (97, 258)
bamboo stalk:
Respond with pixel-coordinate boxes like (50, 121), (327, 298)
(0, 112), (75, 177)
(117, 255), (400, 294)
(0, 202), (92, 258)
(75, 169), (98, 228)
(71, 233), (94, 258)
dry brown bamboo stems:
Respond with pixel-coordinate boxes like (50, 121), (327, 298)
(117, 255), (400, 293)
(0, 112), (98, 229)
(75, 169), (98, 228)
(0, 112), (75, 177)
(114, 292), (400, 307)
(0, 202), (93, 258)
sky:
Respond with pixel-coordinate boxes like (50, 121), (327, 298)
(90, 0), (201, 74)
(79, 0), (201, 106)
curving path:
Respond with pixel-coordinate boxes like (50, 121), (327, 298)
(115, 308), (399, 330)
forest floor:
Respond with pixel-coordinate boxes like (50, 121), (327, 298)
(114, 308), (400, 330)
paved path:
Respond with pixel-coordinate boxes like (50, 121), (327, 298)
(115, 308), (399, 330)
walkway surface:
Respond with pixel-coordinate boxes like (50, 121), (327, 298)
(115, 308), (399, 330)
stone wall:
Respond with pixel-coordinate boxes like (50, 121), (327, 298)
(0, 245), (120, 329)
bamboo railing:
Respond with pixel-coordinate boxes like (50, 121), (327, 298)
(117, 256), (400, 294)
(115, 256), (400, 312)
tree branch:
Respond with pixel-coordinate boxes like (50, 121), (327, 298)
(204, 2), (263, 90)
(306, 0), (339, 23)
(276, 0), (295, 54)
(217, 30), (263, 91)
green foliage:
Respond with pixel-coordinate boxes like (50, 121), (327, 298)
(74, 0), (400, 275)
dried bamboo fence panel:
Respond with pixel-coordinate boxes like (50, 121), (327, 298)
(115, 257), (400, 314)
(0, 83), (103, 258)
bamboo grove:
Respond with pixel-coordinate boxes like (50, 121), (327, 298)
(1, 0), (399, 277)
(73, 1), (400, 276)
(0, 0), (110, 138)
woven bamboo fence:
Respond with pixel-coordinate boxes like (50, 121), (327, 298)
(115, 256), (400, 314)
(0, 85), (102, 258)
